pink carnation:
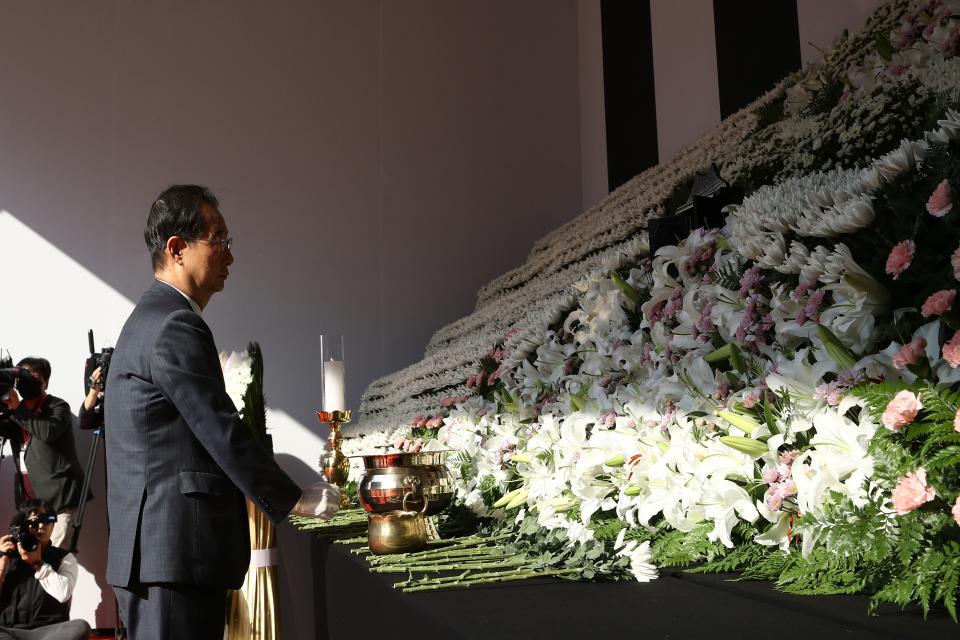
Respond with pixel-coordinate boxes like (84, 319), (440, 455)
(955, 407), (960, 433)
(885, 240), (915, 280)
(892, 336), (927, 369)
(765, 487), (783, 511)
(891, 467), (936, 515)
(425, 416), (443, 429)
(953, 496), (960, 526)
(881, 390), (923, 431)
(952, 246), (960, 282)
(926, 179), (953, 217)
(944, 332), (960, 368)
(779, 450), (798, 466)
(921, 289), (956, 317)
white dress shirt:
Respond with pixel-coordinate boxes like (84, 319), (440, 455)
(34, 552), (78, 604)
(156, 279), (202, 314)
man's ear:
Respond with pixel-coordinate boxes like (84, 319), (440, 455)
(165, 236), (188, 266)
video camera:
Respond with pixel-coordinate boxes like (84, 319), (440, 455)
(6, 510), (56, 556)
(0, 352), (33, 401)
(0, 353), (33, 429)
(84, 330), (113, 395)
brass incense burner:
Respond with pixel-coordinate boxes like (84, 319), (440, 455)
(353, 450), (454, 516)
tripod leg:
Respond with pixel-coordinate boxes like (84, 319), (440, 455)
(70, 427), (102, 553)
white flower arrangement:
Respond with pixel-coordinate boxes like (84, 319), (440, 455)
(358, 0), (952, 431)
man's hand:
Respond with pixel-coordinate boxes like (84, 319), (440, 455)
(291, 481), (341, 520)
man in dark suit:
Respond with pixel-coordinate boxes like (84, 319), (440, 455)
(1, 358), (87, 550)
(105, 185), (339, 639)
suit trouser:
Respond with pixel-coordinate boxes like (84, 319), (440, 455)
(0, 620), (90, 640)
(115, 583), (226, 640)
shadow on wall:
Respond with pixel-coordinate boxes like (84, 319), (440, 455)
(0, 211), (327, 632)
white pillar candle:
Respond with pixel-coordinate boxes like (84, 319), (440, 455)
(322, 359), (346, 412)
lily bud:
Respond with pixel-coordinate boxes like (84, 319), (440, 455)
(656, 441), (670, 454)
(505, 489), (529, 510)
(492, 488), (522, 508)
(720, 435), (768, 457)
(716, 409), (761, 434)
(611, 272), (643, 305)
(817, 324), (857, 370)
(704, 343), (733, 364)
(544, 496), (576, 512)
(570, 393), (586, 412)
(604, 454), (626, 467)
(624, 484), (642, 496)
(511, 452), (532, 464)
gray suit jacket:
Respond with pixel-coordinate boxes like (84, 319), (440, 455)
(104, 280), (300, 589)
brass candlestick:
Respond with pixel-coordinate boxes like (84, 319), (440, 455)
(318, 409), (353, 509)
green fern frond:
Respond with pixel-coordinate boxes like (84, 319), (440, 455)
(924, 445), (960, 471)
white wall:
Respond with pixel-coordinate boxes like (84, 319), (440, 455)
(577, 0), (609, 209)
(651, 0), (722, 164)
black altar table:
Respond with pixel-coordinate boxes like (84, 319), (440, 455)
(311, 537), (956, 639)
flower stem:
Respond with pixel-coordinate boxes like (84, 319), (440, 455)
(400, 568), (581, 592)
(373, 558), (529, 574)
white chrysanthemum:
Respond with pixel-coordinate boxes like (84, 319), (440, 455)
(614, 530), (658, 582)
(219, 350), (253, 414)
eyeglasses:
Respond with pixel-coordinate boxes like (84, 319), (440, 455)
(190, 236), (233, 252)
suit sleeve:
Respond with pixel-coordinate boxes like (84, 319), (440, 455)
(151, 310), (301, 523)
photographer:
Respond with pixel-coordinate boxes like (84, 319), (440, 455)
(2, 359), (86, 550)
(0, 500), (90, 639)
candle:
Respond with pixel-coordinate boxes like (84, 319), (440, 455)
(322, 358), (345, 412)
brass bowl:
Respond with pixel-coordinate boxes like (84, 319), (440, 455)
(357, 465), (453, 515)
(367, 494), (429, 555)
(355, 450), (452, 469)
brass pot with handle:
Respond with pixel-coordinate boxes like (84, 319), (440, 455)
(367, 491), (430, 555)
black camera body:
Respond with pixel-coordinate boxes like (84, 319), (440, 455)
(0, 353), (34, 404)
(83, 348), (113, 395)
(8, 524), (39, 555)
(0, 356), (34, 432)
(6, 511), (55, 557)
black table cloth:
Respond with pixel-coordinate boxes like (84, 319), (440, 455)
(311, 537), (957, 639)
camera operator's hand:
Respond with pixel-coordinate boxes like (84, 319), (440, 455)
(291, 481), (341, 520)
(0, 535), (12, 575)
(83, 367), (103, 411)
(4, 388), (19, 411)
(0, 535), (15, 558)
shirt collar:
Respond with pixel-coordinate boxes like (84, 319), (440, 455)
(156, 279), (202, 314)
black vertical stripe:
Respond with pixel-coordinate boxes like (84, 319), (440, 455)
(601, 0), (658, 192)
(713, 0), (801, 119)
